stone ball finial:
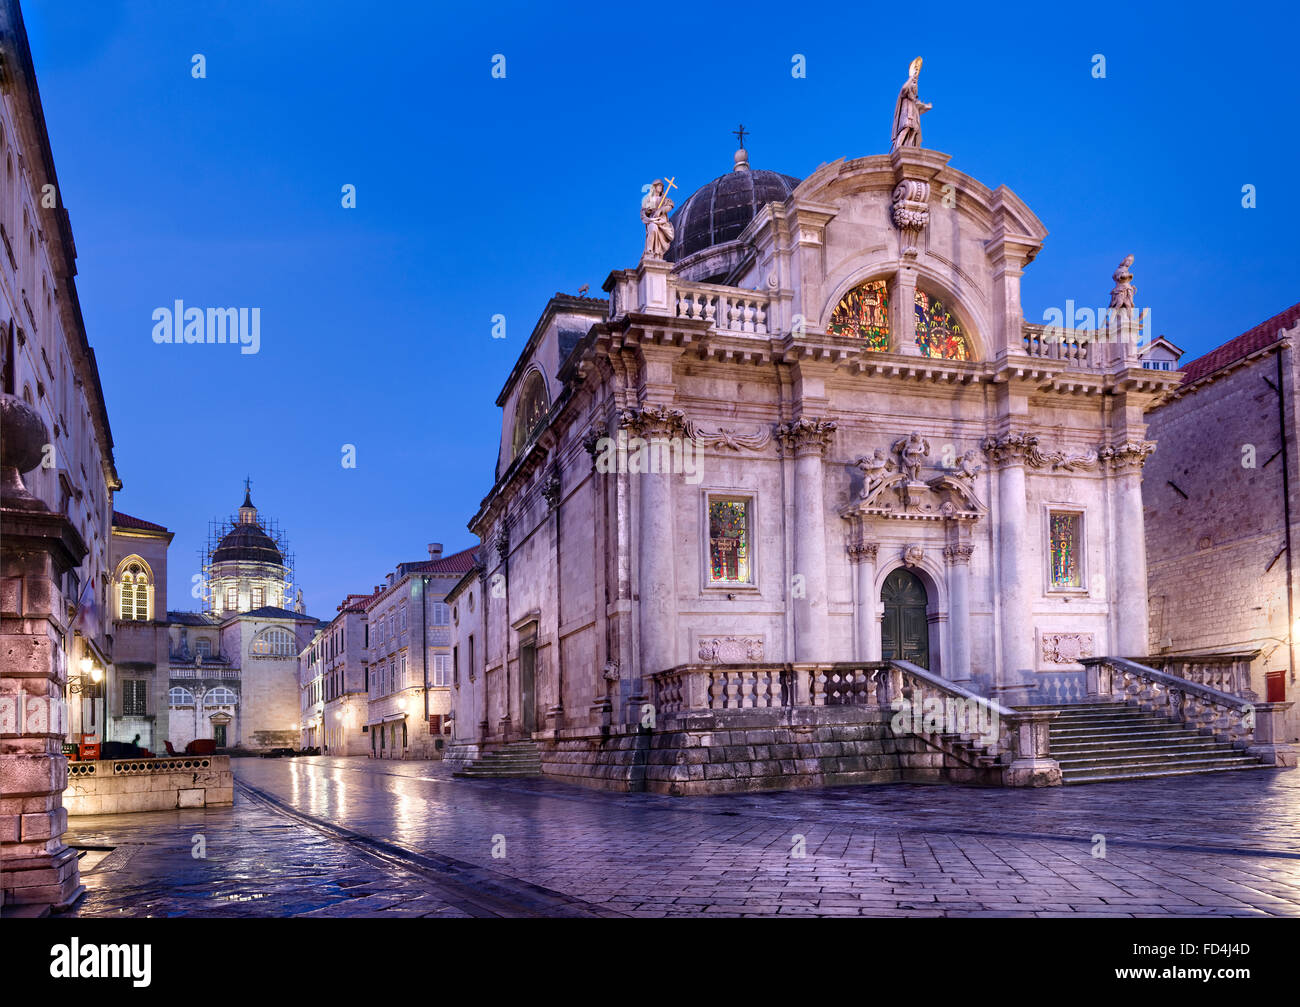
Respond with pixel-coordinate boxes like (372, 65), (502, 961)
(0, 392), (51, 509)
(734, 147), (750, 172)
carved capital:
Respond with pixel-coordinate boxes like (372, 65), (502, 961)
(582, 424), (607, 463)
(542, 469), (562, 511)
(943, 543), (975, 565)
(1099, 440), (1156, 473)
(494, 523), (510, 561)
(847, 541), (880, 563)
(776, 417), (837, 457)
(981, 432), (1100, 472)
(620, 404), (688, 440)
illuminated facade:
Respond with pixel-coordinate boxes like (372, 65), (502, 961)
(446, 133), (1181, 794)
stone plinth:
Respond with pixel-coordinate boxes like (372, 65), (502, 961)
(1, 505), (87, 911)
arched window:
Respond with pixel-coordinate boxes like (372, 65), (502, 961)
(510, 370), (550, 459)
(828, 278), (890, 349)
(828, 278), (972, 360)
(205, 687), (237, 707)
(117, 558), (152, 621)
(913, 290), (970, 360)
(251, 627), (295, 657)
(168, 687), (195, 707)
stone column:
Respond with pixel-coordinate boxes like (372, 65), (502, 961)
(983, 434), (1035, 693)
(0, 395), (86, 910)
(849, 541), (879, 660)
(944, 540), (974, 682)
(1104, 442), (1155, 656)
(626, 406), (684, 684)
(778, 418), (837, 662)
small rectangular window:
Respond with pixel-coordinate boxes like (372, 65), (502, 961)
(251, 586), (265, 609)
(225, 586), (238, 611)
(122, 679), (147, 716)
(707, 496), (753, 585)
(1048, 511), (1083, 589)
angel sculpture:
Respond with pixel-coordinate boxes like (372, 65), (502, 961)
(893, 431), (930, 483)
(957, 449), (983, 481)
(855, 448), (895, 499)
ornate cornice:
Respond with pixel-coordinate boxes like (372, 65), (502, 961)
(620, 404), (688, 440)
(776, 417), (837, 456)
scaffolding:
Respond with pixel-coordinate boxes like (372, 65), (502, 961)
(199, 512), (296, 614)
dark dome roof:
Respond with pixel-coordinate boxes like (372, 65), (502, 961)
(665, 164), (801, 262)
(212, 521), (283, 565)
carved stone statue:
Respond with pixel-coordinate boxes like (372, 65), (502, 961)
(893, 431), (930, 483)
(1109, 255), (1135, 313)
(641, 180), (675, 259)
(891, 57), (932, 151)
(956, 449), (983, 481)
(855, 448), (895, 499)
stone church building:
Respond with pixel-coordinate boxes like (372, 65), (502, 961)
(446, 73), (1287, 792)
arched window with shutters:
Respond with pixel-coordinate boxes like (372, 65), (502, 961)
(250, 626), (295, 657)
(116, 557), (153, 622)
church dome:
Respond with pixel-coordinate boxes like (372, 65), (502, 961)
(211, 489), (284, 565)
(665, 150), (800, 262)
(211, 523), (283, 565)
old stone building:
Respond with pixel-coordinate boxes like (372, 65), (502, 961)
(1144, 302), (1300, 744)
(0, 0), (119, 909)
(443, 65), (1253, 794)
(363, 544), (475, 759)
(102, 489), (316, 755)
(299, 594), (369, 755)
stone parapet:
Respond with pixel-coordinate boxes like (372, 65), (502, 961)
(62, 756), (234, 815)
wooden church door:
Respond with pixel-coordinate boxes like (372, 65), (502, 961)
(881, 568), (930, 669)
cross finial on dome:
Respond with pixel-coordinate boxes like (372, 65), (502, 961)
(239, 477), (257, 523)
(732, 124), (750, 172)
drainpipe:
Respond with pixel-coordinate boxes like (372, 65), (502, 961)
(421, 576), (430, 727)
(1277, 349), (1297, 687)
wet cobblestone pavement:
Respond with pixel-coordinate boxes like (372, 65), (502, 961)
(63, 757), (1300, 917)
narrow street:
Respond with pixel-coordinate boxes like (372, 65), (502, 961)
(63, 758), (1300, 918)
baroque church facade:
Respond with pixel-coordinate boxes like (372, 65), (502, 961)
(445, 71), (1205, 793)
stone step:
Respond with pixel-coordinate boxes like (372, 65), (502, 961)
(1062, 762), (1269, 784)
(1051, 739), (1223, 756)
(1055, 750), (1253, 769)
(1051, 729), (1199, 744)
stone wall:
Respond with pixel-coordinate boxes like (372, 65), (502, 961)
(539, 706), (1002, 796)
(63, 756), (234, 815)
(1143, 340), (1300, 742)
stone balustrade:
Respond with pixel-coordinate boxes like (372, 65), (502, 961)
(169, 666), (239, 680)
(1021, 325), (1103, 368)
(651, 659), (1061, 786)
(1144, 651), (1258, 699)
(63, 755), (234, 815)
(1082, 656), (1295, 766)
(672, 280), (770, 334)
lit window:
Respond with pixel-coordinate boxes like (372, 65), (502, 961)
(251, 627), (295, 657)
(225, 586), (238, 611)
(251, 586), (265, 609)
(828, 278), (890, 349)
(708, 497), (752, 585)
(118, 561), (151, 621)
(913, 290), (970, 360)
(1049, 511), (1083, 589)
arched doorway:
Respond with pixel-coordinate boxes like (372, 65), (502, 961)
(881, 568), (930, 668)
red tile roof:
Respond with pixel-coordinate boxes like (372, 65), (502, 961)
(112, 510), (169, 533)
(1178, 302), (1300, 386)
(402, 545), (479, 576)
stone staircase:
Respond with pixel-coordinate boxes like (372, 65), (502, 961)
(451, 741), (542, 779)
(1036, 702), (1268, 784)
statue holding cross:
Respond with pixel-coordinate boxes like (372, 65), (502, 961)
(641, 177), (676, 260)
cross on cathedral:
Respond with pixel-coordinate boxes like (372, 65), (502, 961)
(733, 124), (749, 149)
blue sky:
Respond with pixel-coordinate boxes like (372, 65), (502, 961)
(23, 0), (1299, 613)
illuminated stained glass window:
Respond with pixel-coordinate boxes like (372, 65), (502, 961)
(914, 290), (970, 360)
(1049, 512), (1082, 589)
(828, 279), (890, 350)
(708, 498), (751, 584)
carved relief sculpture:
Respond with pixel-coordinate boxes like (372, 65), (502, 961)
(1040, 632), (1096, 666)
(697, 637), (765, 664)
